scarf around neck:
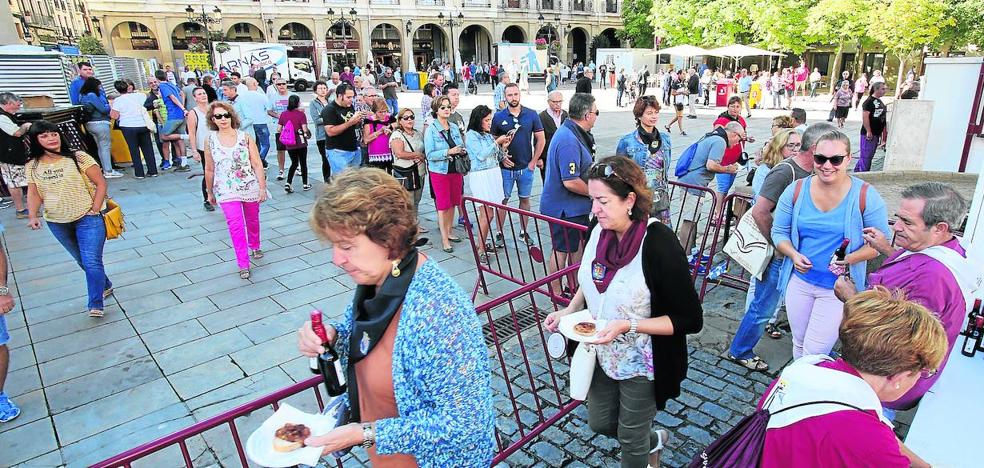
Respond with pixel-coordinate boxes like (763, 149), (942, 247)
(591, 220), (647, 293)
(637, 126), (663, 154)
(345, 248), (419, 421)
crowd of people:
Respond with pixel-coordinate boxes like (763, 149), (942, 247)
(0, 55), (972, 468)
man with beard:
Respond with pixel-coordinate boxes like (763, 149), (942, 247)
(492, 83), (545, 247)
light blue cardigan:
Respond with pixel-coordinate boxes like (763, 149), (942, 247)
(771, 176), (891, 293)
(329, 259), (495, 467)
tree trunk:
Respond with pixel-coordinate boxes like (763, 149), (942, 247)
(855, 39), (865, 77)
(829, 40), (845, 93)
(896, 54), (906, 94)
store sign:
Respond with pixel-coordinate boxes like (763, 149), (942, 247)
(326, 40), (359, 51)
(279, 39), (314, 48)
(131, 38), (159, 50)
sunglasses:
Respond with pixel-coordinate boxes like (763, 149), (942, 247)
(813, 153), (847, 166)
(588, 163), (624, 182)
(212, 113), (232, 120)
(438, 105), (452, 110)
(401, 115), (415, 120)
(276, 83), (287, 86)
(591, 110), (600, 116)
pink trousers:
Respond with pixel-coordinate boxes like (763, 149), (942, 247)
(220, 201), (261, 269)
(785, 274), (844, 359)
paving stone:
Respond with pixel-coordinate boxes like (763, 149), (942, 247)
(239, 308), (306, 344)
(681, 380), (723, 401)
(34, 319), (136, 363)
(11, 449), (64, 468)
(150, 252), (224, 277)
(154, 328), (253, 375)
(0, 418), (59, 465)
(682, 410), (714, 427)
(116, 290), (182, 317)
(45, 355), (163, 414)
(702, 374), (728, 390)
(530, 440), (569, 465)
(169, 357), (247, 400)
(0, 389), (48, 434)
(208, 278), (288, 310)
(185, 367), (294, 420)
(129, 297), (217, 334)
(230, 332), (301, 376)
(141, 319), (210, 353)
(4, 365), (41, 398)
(8, 344), (37, 373)
(172, 272), (249, 302)
(39, 336), (149, 385)
(722, 384), (757, 402)
(699, 401), (733, 422)
(722, 372), (753, 388)
(270, 277), (347, 309)
(275, 261), (346, 289)
(655, 412), (684, 428)
(198, 297), (284, 335)
(113, 273), (191, 302)
(51, 378), (181, 445)
(678, 425), (715, 447)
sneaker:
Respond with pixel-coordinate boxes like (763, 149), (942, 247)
(203, 202), (215, 212)
(302, 184), (312, 191)
(276, 170), (285, 181)
(174, 165), (191, 173)
(494, 232), (505, 248)
(707, 262), (728, 281)
(0, 393), (20, 423)
(103, 170), (124, 179)
(284, 183), (293, 193)
(262, 160), (269, 169)
(134, 175), (146, 180)
(688, 253), (710, 267)
(519, 231), (535, 247)
(161, 160), (172, 170)
(15, 209), (28, 219)
(148, 173), (159, 178)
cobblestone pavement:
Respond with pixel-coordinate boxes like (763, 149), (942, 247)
(0, 85), (934, 467)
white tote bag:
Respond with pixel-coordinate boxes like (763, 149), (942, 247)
(723, 211), (774, 280)
(569, 343), (596, 401)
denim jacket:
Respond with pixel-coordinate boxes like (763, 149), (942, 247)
(330, 259), (495, 467)
(80, 93), (111, 121)
(616, 129), (673, 214)
(424, 120), (464, 175)
(465, 130), (501, 172)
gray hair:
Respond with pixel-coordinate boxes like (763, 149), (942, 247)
(547, 90), (563, 102)
(220, 80), (236, 89)
(569, 93), (596, 120)
(871, 81), (887, 93)
(901, 182), (968, 231)
(722, 121), (745, 135)
(0, 92), (21, 105)
(800, 122), (838, 151)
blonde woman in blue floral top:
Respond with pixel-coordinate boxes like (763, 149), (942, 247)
(545, 156), (703, 468)
(203, 101), (267, 280)
(298, 168), (494, 467)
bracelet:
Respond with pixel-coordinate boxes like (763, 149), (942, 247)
(628, 319), (638, 335)
(361, 422), (375, 448)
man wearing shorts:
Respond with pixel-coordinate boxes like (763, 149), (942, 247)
(0, 225), (20, 423)
(676, 122), (744, 253)
(541, 93), (597, 295)
(322, 83), (366, 175)
(492, 83), (545, 246)
(155, 70), (190, 172)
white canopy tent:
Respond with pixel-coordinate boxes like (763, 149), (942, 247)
(706, 44), (783, 58)
(645, 45), (719, 58)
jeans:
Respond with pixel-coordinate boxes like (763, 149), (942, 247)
(588, 371), (660, 468)
(810, 82), (819, 98)
(219, 201), (261, 270)
(385, 98), (399, 115)
(47, 214), (112, 311)
(786, 274), (844, 359)
(120, 126), (158, 177)
(316, 139), (330, 182)
(617, 88), (624, 106)
(253, 124), (271, 163)
(327, 148), (362, 176)
(729, 259), (783, 359)
(85, 121), (113, 171)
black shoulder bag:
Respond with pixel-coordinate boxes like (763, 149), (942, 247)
(439, 125), (470, 175)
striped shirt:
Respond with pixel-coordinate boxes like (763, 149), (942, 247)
(27, 153), (97, 223)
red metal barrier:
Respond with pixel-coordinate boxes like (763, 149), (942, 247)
(697, 192), (755, 301)
(666, 181), (722, 282)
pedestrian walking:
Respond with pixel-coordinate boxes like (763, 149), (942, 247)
(856, 82), (888, 172)
(0, 93), (36, 218)
(831, 80), (853, 128)
(267, 78), (294, 180)
(277, 95), (311, 193)
(0, 228), (18, 423)
(309, 80), (332, 182)
(110, 80), (158, 179)
(185, 87), (216, 211)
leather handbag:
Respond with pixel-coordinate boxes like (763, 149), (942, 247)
(723, 211), (773, 281)
(102, 197), (125, 240)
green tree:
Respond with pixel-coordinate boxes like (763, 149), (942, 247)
(619, 0), (655, 48)
(747, 0), (820, 56)
(650, 0), (752, 47)
(805, 0), (871, 91)
(935, 0), (984, 53)
(867, 0), (953, 88)
(77, 35), (106, 55)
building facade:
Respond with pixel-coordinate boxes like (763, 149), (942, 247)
(86, 0), (623, 73)
(10, 0), (96, 47)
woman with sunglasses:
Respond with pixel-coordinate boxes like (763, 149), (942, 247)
(544, 156), (703, 468)
(772, 130), (890, 359)
(390, 108), (428, 233)
(25, 121), (113, 318)
(424, 96), (466, 253)
(616, 96), (672, 226)
(203, 102), (268, 280)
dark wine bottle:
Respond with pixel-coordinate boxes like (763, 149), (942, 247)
(834, 238), (850, 261)
(961, 315), (983, 358)
(963, 299), (982, 336)
(310, 310), (347, 396)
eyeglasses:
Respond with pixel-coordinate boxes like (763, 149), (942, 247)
(276, 83), (287, 86)
(401, 115), (415, 120)
(813, 153), (847, 166)
(588, 163), (625, 182)
(591, 110), (600, 116)
(785, 142), (802, 150)
(919, 368), (938, 380)
(212, 113), (232, 120)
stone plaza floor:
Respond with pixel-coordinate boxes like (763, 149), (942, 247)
(0, 85), (949, 467)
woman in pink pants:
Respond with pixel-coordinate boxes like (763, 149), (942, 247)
(203, 101), (268, 279)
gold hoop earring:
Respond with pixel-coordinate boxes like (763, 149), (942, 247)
(391, 260), (401, 278)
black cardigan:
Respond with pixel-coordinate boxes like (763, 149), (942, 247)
(583, 221), (704, 409)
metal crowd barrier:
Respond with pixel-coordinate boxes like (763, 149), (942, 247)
(666, 180), (722, 282)
(696, 192), (755, 301)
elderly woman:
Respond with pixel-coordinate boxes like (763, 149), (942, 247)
(297, 168), (495, 466)
(26, 121), (112, 318)
(424, 95), (466, 253)
(465, 104), (510, 263)
(831, 80), (853, 128)
(544, 156), (703, 468)
(758, 286), (945, 467)
(203, 102), (268, 279)
(616, 96), (673, 226)
(420, 83), (438, 134)
(390, 107), (427, 233)
(772, 130), (890, 359)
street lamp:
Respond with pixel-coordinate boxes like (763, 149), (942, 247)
(327, 8), (358, 70)
(185, 4), (222, 66)
(537, 13), (561, 45)
(437, 11), (463, 69)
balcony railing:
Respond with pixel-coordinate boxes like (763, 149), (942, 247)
(464, 0), (492, 6)
(502, 0), (526, 8)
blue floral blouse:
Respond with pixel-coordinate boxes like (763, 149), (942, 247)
(329, 259), (495, 467)
(616, 129), (673, 225)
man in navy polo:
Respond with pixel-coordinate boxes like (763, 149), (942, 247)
(540, 92), (597, 295)
(492, 83), (545, 246)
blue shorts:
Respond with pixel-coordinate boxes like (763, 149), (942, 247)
(161, 119), (186, 135)
(716, 172), (737, 194)
(501, 167), (534, 200)
(550, 214), (590, 253)
(0, 314), (8, 347)
(327, 148), (362, 176)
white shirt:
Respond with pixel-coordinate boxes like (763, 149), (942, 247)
(111, 93), (150, 128)
(0, 115), (18, 136)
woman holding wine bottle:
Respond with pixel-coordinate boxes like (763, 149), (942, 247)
(297, 168), (494, 467)
(771, 130), (890, 359)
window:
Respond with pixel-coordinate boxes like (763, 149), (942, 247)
(605, 0), (616, 13)
(863, 53), (885, 75)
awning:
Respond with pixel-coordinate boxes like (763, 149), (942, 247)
(706, 44), (783, 58)
(645, 45), (718, 58)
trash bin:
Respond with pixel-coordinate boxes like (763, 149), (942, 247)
(405, 72), (420, 91)
(749, 82), (762, 109)
(418, 72), (429, 87)
(715, 82), (731, 107)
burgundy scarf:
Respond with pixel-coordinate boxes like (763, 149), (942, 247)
(591, 220), (647, 293)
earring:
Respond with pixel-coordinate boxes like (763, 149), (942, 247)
(627, 208), (632, 218)
(895, 383), (900, 390)
(391, 259), (401, 278)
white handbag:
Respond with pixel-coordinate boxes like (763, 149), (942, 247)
(569, 343), (596, 401)
(723, 211), (773, 280)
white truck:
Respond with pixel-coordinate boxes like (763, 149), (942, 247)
(213, 42), (316, 91)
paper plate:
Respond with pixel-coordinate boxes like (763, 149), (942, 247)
(245, 402), (342, 467)
(558, 309), (607, 343)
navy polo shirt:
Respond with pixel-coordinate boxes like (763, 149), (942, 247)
(540, 120), (592, 218)
(492, 105), (543, 168)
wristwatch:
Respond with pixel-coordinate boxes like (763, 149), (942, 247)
(628, 319), (638, 335)
(361, 423), (375, 448)
(0, 286), (8, 296)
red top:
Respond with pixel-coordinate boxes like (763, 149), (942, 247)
(713, 115), (746, 165)
(757, 359), (909, 468)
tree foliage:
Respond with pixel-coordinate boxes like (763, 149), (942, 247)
(867, 0), (953, 59)
(747, 0), (818, 53)
(936, 0), (984, 51)
(618, 0), (655, 48)
(650, 0), (752, 47)
(77, 35), (106, 55)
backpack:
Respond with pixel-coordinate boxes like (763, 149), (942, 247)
(674, 129), (727, 178)
(279, 118), (297, 147)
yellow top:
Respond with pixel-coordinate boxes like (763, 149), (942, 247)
(27, 152), (98, 223)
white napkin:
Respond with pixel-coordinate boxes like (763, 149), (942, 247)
(245, 402), (338, 468)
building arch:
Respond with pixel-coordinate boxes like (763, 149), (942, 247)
(501, 25), (526, 44)
(371, 22), (403, 70)
(325, 21), (361, 71)
(171, 22), (206, 51)
(459, 24), (493, 64)
(226, 22), (265, 42)
(110, 21), (160, 55)
(596, 27), (620, 48)
(568, 27), (589, 64)
(412, 23), (448, 70)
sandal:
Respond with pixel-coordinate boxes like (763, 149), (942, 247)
(88, 309), (104, 318)
(102, 287), (114, 299)
(448, 236), (462, 243)
(251, 249), (264, 259)
(648, 429), (670, 468)
(442, 246), (454, 253)
(765, 323), (783, 339)
(417, 226), (429, 234)
(239, 269), (251, 279)
(477, 252), (489, 265)
(728, 353), (769, 372)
